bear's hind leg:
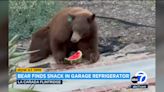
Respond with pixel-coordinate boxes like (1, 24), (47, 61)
(29, 26), (50, 63)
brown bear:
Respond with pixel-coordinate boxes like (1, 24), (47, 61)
(29, 7), (99, 64)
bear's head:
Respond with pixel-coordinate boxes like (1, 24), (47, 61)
(68, 14), (95, 43)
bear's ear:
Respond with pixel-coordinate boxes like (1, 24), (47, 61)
(67, 14), (75, 23)
(87, 13), (95, 23)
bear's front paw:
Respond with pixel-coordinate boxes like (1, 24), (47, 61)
(53, 55), (64, 64)
(55, 58), (64, 64)
(89, 53), (99, 63)
(53, 52), (66, 64)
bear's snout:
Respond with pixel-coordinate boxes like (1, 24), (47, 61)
(71, 32), (81, 43)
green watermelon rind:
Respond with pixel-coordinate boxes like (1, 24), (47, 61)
(64, 58), (82, 64)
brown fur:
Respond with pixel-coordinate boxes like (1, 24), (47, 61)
(29, 26), (51, 63)
(29, 7), (99, 64)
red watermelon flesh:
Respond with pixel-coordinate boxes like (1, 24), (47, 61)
(67, 50), (82, 60)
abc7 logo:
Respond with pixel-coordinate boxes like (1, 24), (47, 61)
(131, 71), (147, 84)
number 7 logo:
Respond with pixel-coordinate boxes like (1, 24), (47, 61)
(135, 71), (147, 84)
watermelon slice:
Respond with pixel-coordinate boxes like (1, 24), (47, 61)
(64, 50), (82, 64)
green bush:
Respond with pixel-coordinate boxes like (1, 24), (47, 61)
(9, 0), (64, 40)
(9, 35), (39, 91)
